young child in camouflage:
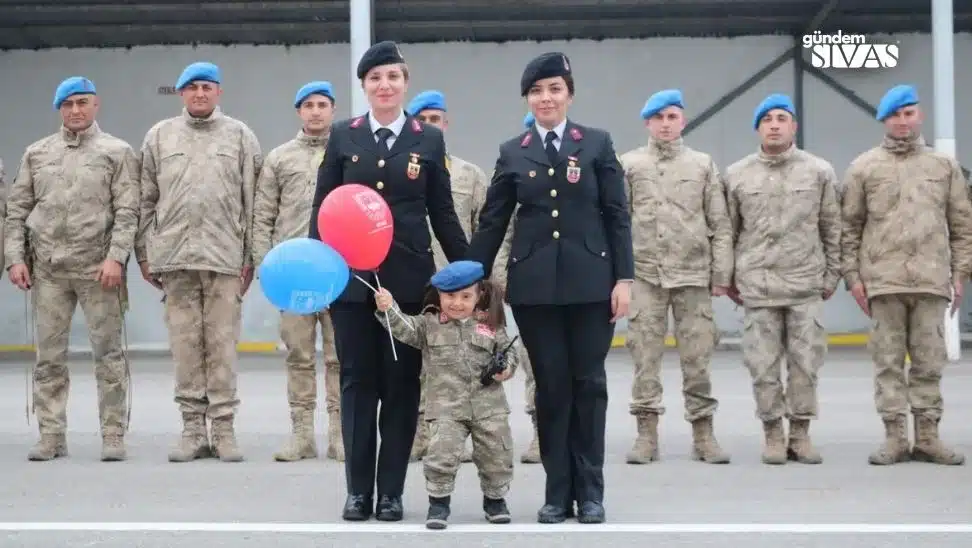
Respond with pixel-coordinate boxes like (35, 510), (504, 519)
(375, 260), (519, 530)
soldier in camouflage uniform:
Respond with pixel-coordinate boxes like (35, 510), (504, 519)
(406, 90), (489, 464)
(725, 94), (841, 465)
(842, 85), (972, 466)
(4, 77), (139, 462)
(253, 81), (344, 462)
(620, 89), (733, 465)
(1, 158), (6, 278)
(135, 62), (263, 463)
(374, 260), (518, 530)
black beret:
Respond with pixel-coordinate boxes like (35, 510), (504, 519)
(356, 41), (406, 80)
(520, 52), (571, 96)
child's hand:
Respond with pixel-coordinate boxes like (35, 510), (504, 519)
(375, 288), (394, 312)
(492, 367), (514, 383)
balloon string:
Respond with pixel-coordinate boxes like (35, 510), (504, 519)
(354, 273), (414, 329)
(373, 272), (400, 362)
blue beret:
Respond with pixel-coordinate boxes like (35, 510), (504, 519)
(294, 81), (335, 108)
(430, 260), (485, 292)
(523, 112), (535, 129)
(753, 93), (796, 129)
(356, 41), (405, 80)
(176, 62), (221, 91)
(876, 84), (919, 122)
(53, 76), (96, 110)
(640, 89), (684, 120)
(521, 52), (571, 97)
(407, 90), (447, 116)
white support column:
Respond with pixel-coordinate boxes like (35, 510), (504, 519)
(349, 0), (373, 117)
(932, 0), (961, 361)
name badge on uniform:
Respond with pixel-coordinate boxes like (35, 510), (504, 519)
(566, 156), (581, 184)
(407, 152), (422, 180)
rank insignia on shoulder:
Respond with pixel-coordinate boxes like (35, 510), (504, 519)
(520, 133), (532, 147)
(569, 127), (583, 141)
(411, 119), (423, 133)
(350, 116), (365, 128)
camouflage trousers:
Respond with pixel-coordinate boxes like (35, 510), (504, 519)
(424, 415), (515, 499)
(31, 266), (129, 435)
(160, 270), (241, 419)
(742, 299), (826, 422)
(869, 293), (949, 420)
(419, 346), (536, 416)
(626, 281), (718, 421)
(279, 311), (340, 413)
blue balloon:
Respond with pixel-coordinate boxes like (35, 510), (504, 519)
(258, 238), (350, 314)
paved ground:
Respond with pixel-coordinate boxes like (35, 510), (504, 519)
(1, 348), (971, 547)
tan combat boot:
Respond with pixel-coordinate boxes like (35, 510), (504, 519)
(911, 415), (965, 465)
(786, 418), (823, 464)
(274, 409), (317, 462)
(326, 411), (345, 461)
(868, 416), (911, 465)
(211, 417), (244, 462)
(101, 434), (127, 462)
(168, 413), (213, 462)
(27, 433), (68, 461)
(626, 414), (659, 464)
(761, 419), (787, 465)
(410, 416), (430, 462)
(690, 416), (730, 464)
(520, 413), (541, 464)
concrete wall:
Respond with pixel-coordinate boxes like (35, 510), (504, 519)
(2, 34), (971, 350)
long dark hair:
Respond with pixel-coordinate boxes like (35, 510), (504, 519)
(420, 279), (507, 330)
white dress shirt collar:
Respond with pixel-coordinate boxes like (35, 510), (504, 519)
(369, 110), (407, 136)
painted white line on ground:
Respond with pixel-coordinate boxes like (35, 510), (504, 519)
(0, 523), (970, 534)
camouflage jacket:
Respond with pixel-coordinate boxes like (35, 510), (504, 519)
(841, 135), (972, 299)
(621, 138), (734, 288)
(3, 123), (140, 279)
(431, 154), (488, 270)
(135, 107), (262, 276)
(378, 303), (520, 420)
(252, 130), (329, 266)
(726, 145), (842, 308)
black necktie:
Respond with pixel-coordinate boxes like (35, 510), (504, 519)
(376, 128), (393, 155)
(544, 131), (559, 166)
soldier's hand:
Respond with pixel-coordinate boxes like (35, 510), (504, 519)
(850, 282), (869, 317)
(240, 266), (254, 296)
(96, 259), (123, 290)
(492, 366), (514, 383)
(610, 281), (631, 323)
(712, 285), (729, 297)
(727, 285), (743, 306)
(138, 261), (162, 290)
(951, 279), (964, 317)
(8, 263), (31, 291)
(375, 288), (394, 312)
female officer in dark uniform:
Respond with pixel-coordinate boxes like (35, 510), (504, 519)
(309, 40), (468, 523)
(467, 52), (634, 525)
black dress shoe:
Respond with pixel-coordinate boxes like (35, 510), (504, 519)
(376, 494), (404, 522)
(537, 504), (568, 524)
(342, 494), (373, 521)
(577, 501), (605, 524)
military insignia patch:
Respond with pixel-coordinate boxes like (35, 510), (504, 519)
(520, 133), (532, 147)
(569, 127), (583, 141)
(350, 116), (365, 128)
(566, 164), (581, 183)
(411, 119), (422, 133)
(407, 153), (421, 180)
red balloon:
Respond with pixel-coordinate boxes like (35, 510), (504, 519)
(317, 183), (394, 271)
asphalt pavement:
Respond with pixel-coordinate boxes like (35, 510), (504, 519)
(1, 348), (971, 547)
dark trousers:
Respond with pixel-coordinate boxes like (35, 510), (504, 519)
(329, 301), (422, 498)
(511, 301), (614, 507)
